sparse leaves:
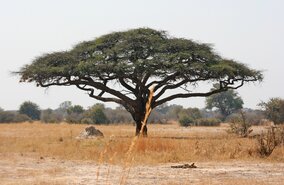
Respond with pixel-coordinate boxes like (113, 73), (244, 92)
(257, 126), (284, 157)
(227, 110), (253, 137)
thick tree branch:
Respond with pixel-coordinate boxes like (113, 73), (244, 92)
(154, 79), (193, 101)
(146, 72), (180, 90)
(80, 77), (136, 106)
(154, 88), (228, 108)
(76, 84), (122, 104)
(119, 77), (136, 94)
(153, 80), (245, 107)
(142, 73), (151, 85)
(39, 77), (136, 107)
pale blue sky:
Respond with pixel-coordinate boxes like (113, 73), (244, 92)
(0, 0), (283, 110)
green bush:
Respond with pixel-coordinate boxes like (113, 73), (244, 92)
(66, 113), (84, 123)
(81, 118), (93, 124)
(195, 118), (221, 126)
(19, 101), (41, 120)
(13, 114), (31, 122)
(41, 109), (63, 123)
(0, 111), (31, 123)
(84, 104), (109, 124)
(179, 115), (194, 127)
(0, 111), (15, 123)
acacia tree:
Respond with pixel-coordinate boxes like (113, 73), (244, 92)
(17, 28), (262, 136)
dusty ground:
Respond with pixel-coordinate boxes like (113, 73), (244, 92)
(1, 123), (284, 185)
(1, 153), (284, 185)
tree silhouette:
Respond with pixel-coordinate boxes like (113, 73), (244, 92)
(16, 28), (263, 136)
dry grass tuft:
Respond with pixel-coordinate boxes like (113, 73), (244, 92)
(0, 123), (283, 164)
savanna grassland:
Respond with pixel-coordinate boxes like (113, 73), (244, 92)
(0, 122), (284, 185)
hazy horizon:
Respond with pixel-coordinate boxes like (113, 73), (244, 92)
(1, 0), (283, 111)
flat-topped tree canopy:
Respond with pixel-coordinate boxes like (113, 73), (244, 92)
(17, 28), (263, 136)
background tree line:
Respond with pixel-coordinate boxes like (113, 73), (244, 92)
(1, 94), (283, 126)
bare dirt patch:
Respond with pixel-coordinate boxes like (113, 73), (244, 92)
(1, 154), (284, 185)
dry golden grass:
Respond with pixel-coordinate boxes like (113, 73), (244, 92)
(0, 122), (284, 165)
(165, 179), (268, 185)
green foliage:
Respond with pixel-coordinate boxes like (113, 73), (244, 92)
(166, 105), (184, 120)
(41, 108), (63, 123)
(57, 101), (72, 118)
(59, 101), (72, 110)
(178, 107), (201, 127)
(178, 108), (202, 120)
(65, 105), (85, 123)
(13, 114), (31, 122)
(19, 101), (41, 120)
(0, 111), (31, 123)
(195, 118), (221, 126)
(226, 109), (265, 125)
(17, 29), (262, 86)
(179, 115), (194, 127)
(0, 111), (15, 123)
(206, 83), (244, 120)
(16, 28), (263, 134)
(66, 113), (84, 124)
(259, 98), (284, 124)
(67, 105), (84, 115)
(84, 104), (109, 124)
(104, 106), (133, 124)
(17, 28), (263, 106)
(148, 109), (167, 124)
(81, 118), (94, 124)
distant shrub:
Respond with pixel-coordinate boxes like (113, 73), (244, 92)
(257, 126), (284, 157)
(0, 111), (15, 123)
(148, 109), (167, 124)
(259, 98), (284, 124)
(179, 115), (194, 127)
(13, 114), (31, 122)
(19, 101), (41, 120)
(65, 105), (85, 123)
(227, 110), (252, 137)
(195, 118), (221, 126)
(67, 105), (84, 115)
(66, 113), (84, 123)
(0, 111), (31, 123)
(242, 110), (265, 125)
(104, 106), (133, 124)
(84, 104), (109, 124)
(41, 109), (63, 123)
(81, 118), (93, 124)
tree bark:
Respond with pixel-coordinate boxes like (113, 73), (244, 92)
(133, 110), (148, 137)
(131, 99), (149, 137)
(135, 121), (147, 137)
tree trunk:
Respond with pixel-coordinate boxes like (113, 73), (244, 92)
(135, 121), (147, 137)
(132, 100), (149, 137)
(133, 111), (148, 137)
